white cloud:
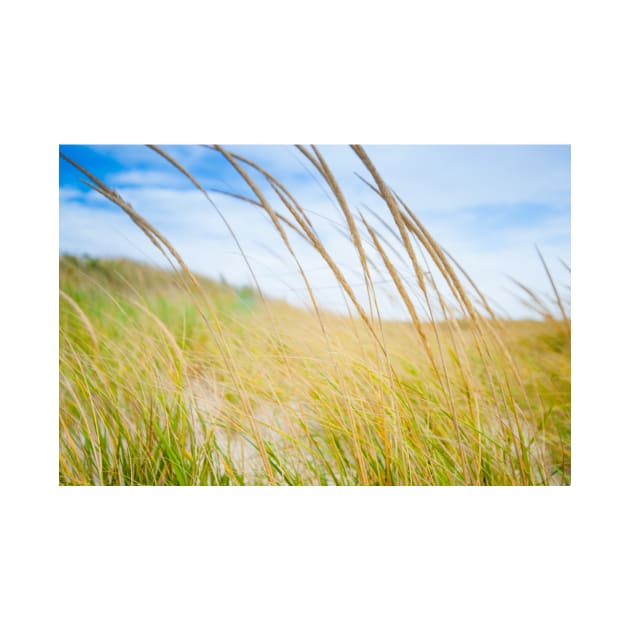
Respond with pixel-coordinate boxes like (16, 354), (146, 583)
(312, 144), (570, 214)
(108, 169), (192, 188)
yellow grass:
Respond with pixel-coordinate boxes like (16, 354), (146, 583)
(59, 146), (570, 485)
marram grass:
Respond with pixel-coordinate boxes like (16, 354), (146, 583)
(59, 146), (570, 485)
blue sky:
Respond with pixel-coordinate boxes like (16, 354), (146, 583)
(59, 145), (570, 320)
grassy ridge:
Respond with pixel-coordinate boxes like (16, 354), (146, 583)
(60, 254), (570, 485)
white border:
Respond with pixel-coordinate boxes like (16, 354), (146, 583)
(4, 1), (629, 628)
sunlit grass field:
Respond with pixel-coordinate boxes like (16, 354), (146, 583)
(59, 146), (570, 485)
